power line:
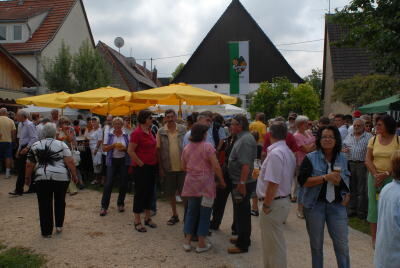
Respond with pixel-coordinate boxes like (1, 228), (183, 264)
(134, 39), (324, 61)
(279, 49), (322, 52)
(276, 38), (324, 46)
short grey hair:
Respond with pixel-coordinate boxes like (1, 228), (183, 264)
(41, 123), (57, 138)
(17, 109), (29, 119)
(112, 117), (123, 125)
(91, 116), (100, 122)
(274, 116), (285, 123)
(353, 118), (365, 126)
(295, 115), (309, 127)
(0, 107), (7, 115)
(270, 121), (288, 140)
(360, 115), (371, 122)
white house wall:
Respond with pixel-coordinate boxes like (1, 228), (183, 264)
(14, 54), (37, 79)
(40, 0), (93, 92)
(28, 11), (49, 38)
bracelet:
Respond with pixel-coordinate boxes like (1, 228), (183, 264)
(322, 175), (326, 182)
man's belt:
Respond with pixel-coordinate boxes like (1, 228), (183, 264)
(258, 195), (290, 201)
(348, 160), (364, 163)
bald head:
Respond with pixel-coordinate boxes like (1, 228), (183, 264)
(0, 108), (7, 116)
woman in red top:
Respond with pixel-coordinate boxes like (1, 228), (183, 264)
(128, 109), (158, 232)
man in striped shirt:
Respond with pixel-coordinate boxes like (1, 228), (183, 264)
(343, 118), (373, 219)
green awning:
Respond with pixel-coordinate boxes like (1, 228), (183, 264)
(358, 94), (400, 114)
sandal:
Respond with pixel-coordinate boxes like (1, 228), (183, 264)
(167, 215), (180, 225)
(144, 219), (157, 228)
(134, 222), (147, 233)
(251, 210), (259, 216)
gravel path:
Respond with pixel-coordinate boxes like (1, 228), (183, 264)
(0, 177), (374, 267)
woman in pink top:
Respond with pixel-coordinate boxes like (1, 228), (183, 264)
(294, 115), (316, 219)
(181, 123), (225, 253)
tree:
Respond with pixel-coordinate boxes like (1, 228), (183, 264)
(333, 74), (400, 108)
(279, 83), (321, 120)
(248, 77), (294, 119)
(333, 1), (400, 74)
(303, 68), (322, 97)
(233, 97), (243, 107)
(71, 40), (110, 92)
(43, 41), (74, 92)
(171, 63), (185, 81)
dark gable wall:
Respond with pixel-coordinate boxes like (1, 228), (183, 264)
(173, 0), (303, 84)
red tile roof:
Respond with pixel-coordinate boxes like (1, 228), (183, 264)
(0, 6), (50, 21)
(0, 0), (93, 54)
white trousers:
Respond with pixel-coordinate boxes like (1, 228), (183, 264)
(259, 197), (291, 268)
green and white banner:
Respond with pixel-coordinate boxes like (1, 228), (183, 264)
(229, 41), (249, 94)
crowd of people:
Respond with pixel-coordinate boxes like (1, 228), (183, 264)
(1, 106), (400, 267)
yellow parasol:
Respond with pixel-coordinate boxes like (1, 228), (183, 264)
(90, 101), (150, 116)
(57, 86), (131, 103)
(16, 92), (70, 108)
(131, 83), (237, 105)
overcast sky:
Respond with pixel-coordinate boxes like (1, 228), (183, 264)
(83, 0), (350, 78)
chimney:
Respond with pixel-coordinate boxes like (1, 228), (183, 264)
(152, 66), (157, 83)
(143, 61), (146, 70)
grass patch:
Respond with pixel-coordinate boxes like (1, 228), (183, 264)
(348, 217), (370, 235)
(0, 242), (6, 251)
(0, 247), (46, 267)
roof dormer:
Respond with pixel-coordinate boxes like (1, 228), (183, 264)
(0, 7), (49, 43)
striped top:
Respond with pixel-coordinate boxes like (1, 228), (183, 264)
(343, 132), (373, 161)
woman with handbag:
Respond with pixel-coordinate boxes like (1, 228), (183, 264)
(365, 114), (399, 247)
(85, 117), (103, 185)
(57, 117), (82, 194)
(25, 123), (79, 237)
(181, 123), (226, 253)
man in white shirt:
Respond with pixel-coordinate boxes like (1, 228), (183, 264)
(256, 121), (296, 268)
(334, 114), (348, 141)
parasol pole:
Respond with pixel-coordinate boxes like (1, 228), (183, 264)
(178, 99), (182, 119)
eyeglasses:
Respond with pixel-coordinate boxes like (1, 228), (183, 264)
(321, 136), (335, 140)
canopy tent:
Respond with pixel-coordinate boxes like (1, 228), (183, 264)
(150, 104), (246, 116)
(21, 105), (84, 118)
(16, 92), (70, 108)
(132, 83), (237, 105)
(358, 94), (400, 114)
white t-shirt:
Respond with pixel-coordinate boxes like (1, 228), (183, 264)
(27, 138), (72, 182)
(86, 128), (103, 151)
(104, 133), (127, 158)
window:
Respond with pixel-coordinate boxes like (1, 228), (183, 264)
(13, 25), (22, 40)
(0, 25), (6, 40)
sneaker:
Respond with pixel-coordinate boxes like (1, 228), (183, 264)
(196, 243), (212, 253)
(183, 243), (192, 252)
(176, 196), (183, 203)
(56, 227), (63, 233)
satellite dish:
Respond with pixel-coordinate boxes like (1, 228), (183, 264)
(114, 37), (124, 49)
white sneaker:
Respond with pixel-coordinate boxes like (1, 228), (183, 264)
(176, 196), (183, 203)
(56, 227), (63, 233)
(196, 243), (212, 253)
(183, 243), (192, 252)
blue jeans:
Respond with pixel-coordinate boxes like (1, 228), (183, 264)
(303, 201), (350, 268)
(184, 197), (212, 237)
(101, 158), (128, 209)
